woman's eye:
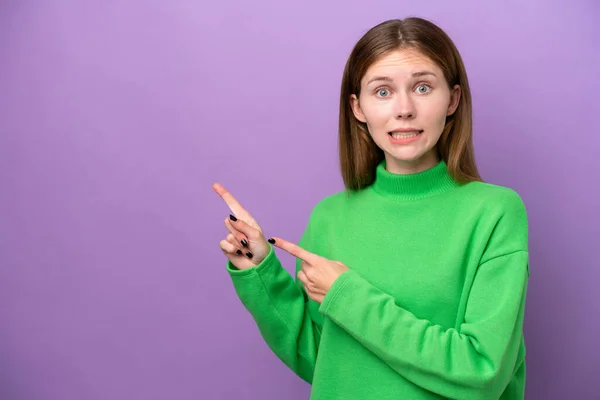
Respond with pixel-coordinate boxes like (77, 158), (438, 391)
(415, 84), (431, 94)
(376, 88), (391, 97)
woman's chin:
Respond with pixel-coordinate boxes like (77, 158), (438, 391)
(383, 148), (439, 172)
(385, 149), (426, 163)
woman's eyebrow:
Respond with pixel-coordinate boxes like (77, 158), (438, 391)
(411, 70), (437, 78)
(366, 76), (393, 85)
(366, 71), (437, 86)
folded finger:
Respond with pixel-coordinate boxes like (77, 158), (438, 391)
(219, 239), (243, 256)
(300, 261), (311, 270)
(226, 233), (245, 252)
(224, 218), (249, 247)
(297, 269), (308, 285)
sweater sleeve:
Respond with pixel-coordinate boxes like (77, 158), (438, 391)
(226, 215), (322, 383)
(318, 194), (530, 400)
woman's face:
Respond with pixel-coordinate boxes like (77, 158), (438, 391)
(351, 48), (460, 174)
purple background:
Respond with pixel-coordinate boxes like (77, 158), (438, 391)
(1, 1), (599, 399)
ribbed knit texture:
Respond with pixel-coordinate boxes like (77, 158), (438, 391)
(227, 160), (529, 400)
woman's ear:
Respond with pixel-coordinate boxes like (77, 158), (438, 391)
(446, 85), (461, 116)
(350, 94), (367, 123)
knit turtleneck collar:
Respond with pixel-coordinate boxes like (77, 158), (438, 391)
(371, 159), (459, 201)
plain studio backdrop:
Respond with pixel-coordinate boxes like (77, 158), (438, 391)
(1, 1), (599, 399)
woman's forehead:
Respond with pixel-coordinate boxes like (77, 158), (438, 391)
(363, 49), (441, 80)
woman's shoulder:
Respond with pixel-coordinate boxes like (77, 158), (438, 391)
(310, 190), (349, 215)
(303, 188), (363, 225)
(458, 180), (527, 217)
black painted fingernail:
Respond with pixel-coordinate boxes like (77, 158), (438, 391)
(236, 249), (243, 255)
(229, 214), (237, 222)
(241, 239), (248, 247)
(268, 238), (276, 244)
(246, 251), (253, 259)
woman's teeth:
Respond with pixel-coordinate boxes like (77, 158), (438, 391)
(390, 131), (420, 139)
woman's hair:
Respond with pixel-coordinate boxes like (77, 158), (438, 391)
(339, 17), (482, 190)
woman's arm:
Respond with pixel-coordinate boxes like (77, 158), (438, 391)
(319, 250), (528, 400)
(227, 246), (320, 383)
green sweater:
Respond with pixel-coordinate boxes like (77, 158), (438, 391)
(226, 160), (529, 400)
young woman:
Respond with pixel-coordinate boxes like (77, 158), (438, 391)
(214, 17), (529, 400)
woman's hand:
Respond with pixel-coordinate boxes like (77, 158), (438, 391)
(213, 183), (270, 270)
(269, 237), (349, 303)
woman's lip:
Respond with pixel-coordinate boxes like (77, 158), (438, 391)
(389, 129), (423, 133)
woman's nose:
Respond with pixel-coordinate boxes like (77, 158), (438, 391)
(394, 93), (416, 119)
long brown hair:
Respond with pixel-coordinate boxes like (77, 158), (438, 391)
(339, 17), (482, 190)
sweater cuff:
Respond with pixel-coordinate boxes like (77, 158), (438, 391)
(319, 269), (359, 316)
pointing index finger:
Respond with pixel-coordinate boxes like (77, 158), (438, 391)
(269, 237), (320, 264)
(212, 183), (250, 218)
